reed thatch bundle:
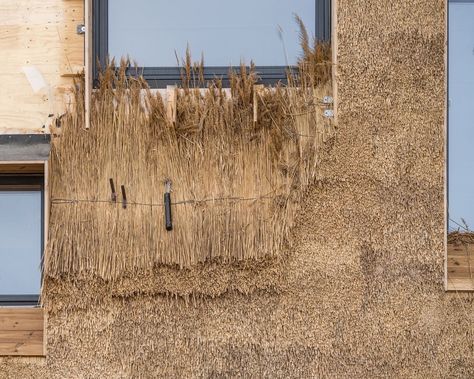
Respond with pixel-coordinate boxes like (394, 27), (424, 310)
(448, 231), (474, 245)
(45, 36), (333, 280)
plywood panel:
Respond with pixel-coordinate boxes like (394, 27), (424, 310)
(0, 0), (84, 133)
(447, 241), (474, 291)
(0, 308), (44, 356)
(0, 1), (82, 26)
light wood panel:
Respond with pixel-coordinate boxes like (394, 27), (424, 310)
(0, 0), (84, 133)
(447, 242), (474, 291)
(0, 308), (44, 356)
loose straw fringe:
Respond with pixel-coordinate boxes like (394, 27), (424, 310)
(45, 26), (334, 280)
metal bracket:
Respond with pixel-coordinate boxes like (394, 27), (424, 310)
(322, 96), (334, 105)
(323, 109), (334, 118)
(165, 180), (172, 194)
(76, 24), (86, 35)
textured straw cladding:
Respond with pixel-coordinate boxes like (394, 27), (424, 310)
(2, 2), (474, 378)
(45, 36), (333, 280)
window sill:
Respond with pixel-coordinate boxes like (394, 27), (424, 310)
(0, 308), (44, 356)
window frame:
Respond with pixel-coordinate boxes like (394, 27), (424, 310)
(446, 0), (474, 291)
(92, 0), (332, 88)
(0, 174), (44, 306)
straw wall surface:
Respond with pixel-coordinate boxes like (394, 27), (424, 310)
(44, 59), (333, 279)
(2, 1), (474, 378)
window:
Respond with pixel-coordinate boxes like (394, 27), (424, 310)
(93, 0), (332, 87)
(0, 174), (44, 305)
(447, 0), (474, 291)
(0, 137), (48, 356)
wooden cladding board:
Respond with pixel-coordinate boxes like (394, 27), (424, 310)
(0, 308), (44, 356)
(0, 0), (84, 133)
(447, 242), (474, 291)
(0, 163), (45, 174)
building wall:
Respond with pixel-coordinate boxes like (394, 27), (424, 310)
(0, 0), (83, 134)
(2, 1), (474, 378)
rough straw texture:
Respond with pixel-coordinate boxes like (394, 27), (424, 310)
(2, 1), (474, 378)
(45, 45), (333, 279)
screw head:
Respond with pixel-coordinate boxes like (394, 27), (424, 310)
(324, 109), (334, 118)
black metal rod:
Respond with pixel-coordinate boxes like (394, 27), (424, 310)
(121, 185), (127, 209)
(109, 178), (117, 202)
(164, 192), (172, 231)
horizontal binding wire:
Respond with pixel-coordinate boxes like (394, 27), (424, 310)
(51, 194), (281, 208)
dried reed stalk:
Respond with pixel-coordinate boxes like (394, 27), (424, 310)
(45, 39), (333, 280)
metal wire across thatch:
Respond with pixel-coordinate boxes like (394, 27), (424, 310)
(44, 40), (333, 280)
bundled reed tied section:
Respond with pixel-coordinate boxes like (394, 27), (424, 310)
(45, 35), (333, 280)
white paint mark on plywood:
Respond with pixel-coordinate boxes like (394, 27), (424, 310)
(22, 66), (48, 93)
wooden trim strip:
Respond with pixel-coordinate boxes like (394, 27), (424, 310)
(0, 308), (44, 356)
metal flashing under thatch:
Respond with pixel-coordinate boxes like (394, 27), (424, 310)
(0, 134), (50, 161)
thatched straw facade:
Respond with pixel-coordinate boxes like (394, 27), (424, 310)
(1, 1), (473, 378)
(45, 41), (333, 279)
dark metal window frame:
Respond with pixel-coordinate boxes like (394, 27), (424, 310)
(92, 0), (332, 88)
(0, 175), (44, 307)
(446, 0), (474, 291)
(447, 0), (474, 233)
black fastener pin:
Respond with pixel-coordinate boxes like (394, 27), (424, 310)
(109, 178), (117, 202)
(121, 185), (127, 209)
(164, 180), (173, 231)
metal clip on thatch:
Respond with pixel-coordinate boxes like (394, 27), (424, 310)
(164, 180), (173, 231)
(109, 178), (117, 202)
(121, 185), (127, 209)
